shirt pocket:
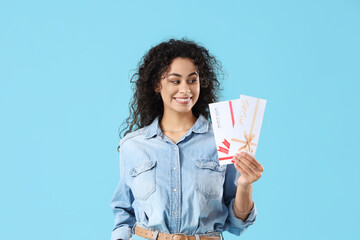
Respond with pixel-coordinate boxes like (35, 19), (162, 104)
(129, 160), (157, 200)
(194, 159), (226, 198)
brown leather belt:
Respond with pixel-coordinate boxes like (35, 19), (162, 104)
(134, 226), (221, 240)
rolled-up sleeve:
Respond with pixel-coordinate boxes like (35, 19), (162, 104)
(110, 142), (135, 240)
(223, 164), (257, 236)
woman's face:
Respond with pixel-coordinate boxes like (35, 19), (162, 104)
(156, 57), (200, 115)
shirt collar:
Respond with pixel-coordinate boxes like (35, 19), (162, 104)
(145, 116), (161, 139)
(145, 114), (209, 139)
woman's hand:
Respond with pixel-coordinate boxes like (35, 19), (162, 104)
(232, 151), (264, 187)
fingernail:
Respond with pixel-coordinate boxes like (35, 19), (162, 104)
(231, 160), (235, 163)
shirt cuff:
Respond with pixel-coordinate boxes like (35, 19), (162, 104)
(228, 198), (257, 228)
(111, 226), (133, 240)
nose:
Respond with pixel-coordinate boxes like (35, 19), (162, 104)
(179, 82), (190, 94)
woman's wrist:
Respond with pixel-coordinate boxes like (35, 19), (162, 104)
(233, 200), (254, 215)
(237, 182), (252, 191)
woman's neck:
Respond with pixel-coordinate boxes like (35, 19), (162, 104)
(160, 111), (197, 132)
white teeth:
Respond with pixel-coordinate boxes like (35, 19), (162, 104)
(175, 98), (190, 103)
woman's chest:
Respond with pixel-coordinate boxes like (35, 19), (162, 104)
(125, 140), (227, 201)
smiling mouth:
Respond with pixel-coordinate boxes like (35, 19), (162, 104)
(174, 97), (192, 103)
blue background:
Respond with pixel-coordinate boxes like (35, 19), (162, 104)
(1, 0), (359, 239)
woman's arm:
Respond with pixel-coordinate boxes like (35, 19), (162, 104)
(233, 184), (253, 221)
(110, 142), (136, 240)
(231, 151), (264, 221)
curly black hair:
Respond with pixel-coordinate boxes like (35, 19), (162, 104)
(118, 38), (224, 142)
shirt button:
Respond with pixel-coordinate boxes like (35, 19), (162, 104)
(173, 211), (177, 215)
(173, 188), (177, 191)
(173, 147), (177, 150)
(173, 167), (176, 170)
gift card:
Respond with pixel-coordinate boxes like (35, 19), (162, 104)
(209, 95), (267, 165)
(231, 95), (267, 157)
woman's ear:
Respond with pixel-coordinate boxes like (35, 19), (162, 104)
(154, 83), (161, 93)
(154, 84), (162, 100)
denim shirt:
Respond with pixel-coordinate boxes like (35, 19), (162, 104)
(110, 115), (257, 240)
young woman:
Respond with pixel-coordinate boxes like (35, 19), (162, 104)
(111, 38), (264, 240)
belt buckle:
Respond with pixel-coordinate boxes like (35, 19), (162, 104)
(171, 233), (188, 240)
(132, 224), (137, 234)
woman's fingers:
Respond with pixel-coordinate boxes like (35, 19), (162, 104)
(232, 152), (264, 182)
(232, 160), (249, 176)
(238, 152), (264, 172)
(234, 153), (257, 173)
(233, 157), (253, 176)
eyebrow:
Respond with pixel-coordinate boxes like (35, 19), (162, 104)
(168, 72), (198, 77)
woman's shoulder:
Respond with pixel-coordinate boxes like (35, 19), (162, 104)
(119, 126), (150, 149)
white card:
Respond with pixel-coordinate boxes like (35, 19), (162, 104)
(230, 95), (267, 157)
(209, 95), (267, 165)
(209, 99), (241, 165)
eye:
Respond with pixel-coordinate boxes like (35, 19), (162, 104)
(188, 79), (197, 83)
(171, 80), (180, 84)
